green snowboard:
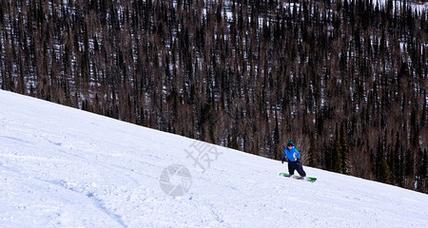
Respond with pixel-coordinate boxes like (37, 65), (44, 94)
(279, 172), (317, 183)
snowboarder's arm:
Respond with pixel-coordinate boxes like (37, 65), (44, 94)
(281, 148), (287, 163)
(294, 149), (301, 162)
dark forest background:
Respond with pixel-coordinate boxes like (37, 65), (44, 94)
(0, 0), (427, 192)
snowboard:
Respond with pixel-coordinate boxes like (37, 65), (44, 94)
(279, 172), (317, 183)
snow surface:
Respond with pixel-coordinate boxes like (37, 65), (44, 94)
(0, 89), (428, 228)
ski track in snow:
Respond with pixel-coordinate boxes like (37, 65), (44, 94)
(0, 89), (428, 227)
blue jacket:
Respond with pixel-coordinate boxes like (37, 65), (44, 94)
(283, 146), (301, 162)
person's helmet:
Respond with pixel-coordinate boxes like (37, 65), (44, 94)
(287, 140), (294, 147)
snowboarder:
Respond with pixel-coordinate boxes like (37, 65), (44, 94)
(281, 140), (306, 177)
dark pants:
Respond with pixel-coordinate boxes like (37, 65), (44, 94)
(288, 161), (306, 177)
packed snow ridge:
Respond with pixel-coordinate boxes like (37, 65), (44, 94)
(0, 89), (427, 228)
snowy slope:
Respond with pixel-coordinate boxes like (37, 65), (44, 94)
(0, 89), (427, 228)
